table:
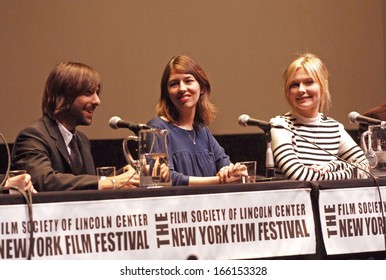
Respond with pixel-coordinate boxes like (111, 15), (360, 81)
(1, 178), (385, 260)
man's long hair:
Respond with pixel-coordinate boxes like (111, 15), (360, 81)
(42, 62), (101, 118)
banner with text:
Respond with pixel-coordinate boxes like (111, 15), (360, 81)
(319, 186), (386, 255)
(0, 188), (315, 260)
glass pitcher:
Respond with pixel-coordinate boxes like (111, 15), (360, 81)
(123, 128), (171, 188)
(360, 124), (386, 176)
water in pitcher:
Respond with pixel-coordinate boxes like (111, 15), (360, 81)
(139, 153), (171, 188)
(122, 128), (171, 188)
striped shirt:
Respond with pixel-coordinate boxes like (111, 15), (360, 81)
(270, 112), (369, 181)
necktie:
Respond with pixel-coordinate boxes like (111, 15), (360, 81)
(69, 135), (84, 175)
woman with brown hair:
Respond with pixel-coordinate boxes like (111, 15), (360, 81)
(148, 55), (241, 186)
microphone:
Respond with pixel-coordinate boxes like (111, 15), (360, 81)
(238, 114), (271, 131)
(265, 140), (275, 178)
(348, 111), (386, 127)
(109, 116), (151, 133)
(238, 115), (275, 177)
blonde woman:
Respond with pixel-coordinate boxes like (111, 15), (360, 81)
(270, 53), (369, 180)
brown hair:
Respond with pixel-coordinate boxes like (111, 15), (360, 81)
(42, 62), (101, 118)
(156, 55), (216, 127)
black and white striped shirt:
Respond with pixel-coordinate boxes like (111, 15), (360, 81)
(270, 112), (369, 181)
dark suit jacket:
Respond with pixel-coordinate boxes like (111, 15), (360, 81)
(12, 116), (98, 192)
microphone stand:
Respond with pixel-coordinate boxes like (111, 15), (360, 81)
(264, 130), (275, 178)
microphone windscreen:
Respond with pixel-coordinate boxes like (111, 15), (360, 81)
(109, 116), (121, 129)
(238, 114), (249, 127)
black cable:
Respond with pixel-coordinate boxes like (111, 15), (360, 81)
(25, 188), (34, 260)
(7, 186), (34, 259)
(0, 133), (11, 188)
(0, 132), (34, 259)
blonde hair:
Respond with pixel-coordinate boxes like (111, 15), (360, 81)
(283, 53), (332, 114)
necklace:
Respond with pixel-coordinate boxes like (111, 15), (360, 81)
(186, 130), (196, 145)
(171, 120), (196, 145)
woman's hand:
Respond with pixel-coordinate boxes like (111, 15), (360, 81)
(152, 157), (170, 182)
(217, 163), (248, 184)
(308, 164), (330, 176)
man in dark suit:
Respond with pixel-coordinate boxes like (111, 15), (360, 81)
(12, 62), (138, 192)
